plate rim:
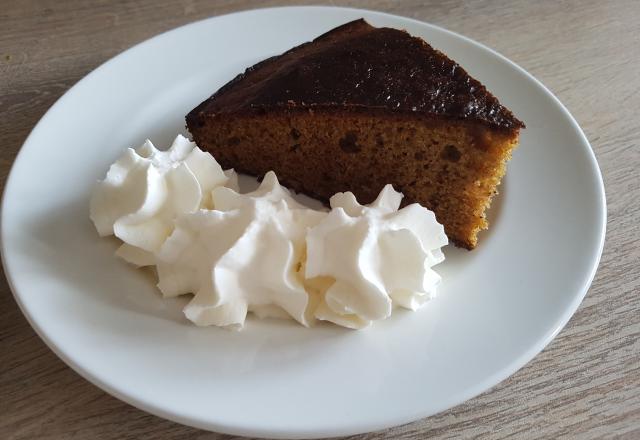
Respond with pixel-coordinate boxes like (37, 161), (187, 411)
(1, 5), (607, 438)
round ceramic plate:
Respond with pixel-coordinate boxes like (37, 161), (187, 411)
(2, 6), (605, 439)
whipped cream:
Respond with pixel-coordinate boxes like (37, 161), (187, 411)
(305, 186), (448, 329)
(90, 135), (448, 330)
(90, 135), (234, 265)
(156, 172), (325, 329)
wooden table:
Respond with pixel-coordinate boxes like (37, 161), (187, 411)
(2, 1), (638, 438)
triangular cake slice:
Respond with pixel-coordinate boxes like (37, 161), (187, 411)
(186, 19), (524, 249)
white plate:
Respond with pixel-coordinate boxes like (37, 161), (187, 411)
(1, 6), (605, 439)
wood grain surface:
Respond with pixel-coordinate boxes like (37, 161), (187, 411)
(1, 1), (639, 438)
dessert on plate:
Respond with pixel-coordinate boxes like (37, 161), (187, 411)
(186, 19), (524, 249)
(90, 19), (526, 329)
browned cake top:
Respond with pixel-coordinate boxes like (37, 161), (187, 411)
(191, 19), (524, 130)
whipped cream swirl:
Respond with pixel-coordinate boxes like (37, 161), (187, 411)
(306, 186), (448, 329)
(89, 135), (234, 266)
(156, 172), (325, 329)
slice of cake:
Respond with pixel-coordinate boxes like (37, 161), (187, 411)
(186, 19), (524, 249)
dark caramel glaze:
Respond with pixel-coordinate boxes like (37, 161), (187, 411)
(188, 19), (524, 130)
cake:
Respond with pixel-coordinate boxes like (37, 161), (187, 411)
(186, 19), (524, 249)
